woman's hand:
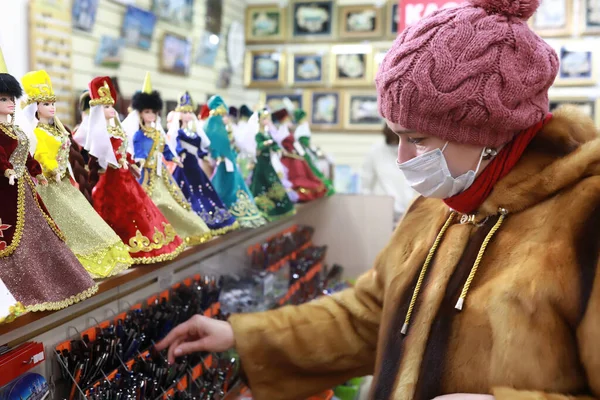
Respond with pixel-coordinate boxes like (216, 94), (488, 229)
(155, 315), (235, 364)
(433, 394), (494, 400)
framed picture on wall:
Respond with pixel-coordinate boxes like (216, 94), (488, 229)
(582, 0), (600, 34)
(160, 32), (192, 76)
(549, 97), (596, 123)
(338, 5), (383, 39)
(289, 52), (327, 86)
(245, 5), (287, 43)
(290, 0), (336, 40)
(95, 36), (125, 68)
(554, 42), (597, 86)
(331, 46), (373, 86)
(152, 0), (194, 25)
(388, 2), (399, 38)
(261, 92), (305, 112)
(244, 50), (286, 88)
(530, 0), (572, 36)
(122, 6), (157, 50)
(196, 31), (220, 67)
(72, 0), (99, 32)
(343, 90), (382, 131)
(309, 90), (342, 130)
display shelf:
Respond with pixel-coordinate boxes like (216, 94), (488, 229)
(0, 200), (324, 345)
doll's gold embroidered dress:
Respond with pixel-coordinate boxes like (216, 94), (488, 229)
(0, 122), (97, 311)
(22, 70), (132, 278)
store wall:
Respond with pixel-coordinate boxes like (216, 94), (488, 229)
(71, 0), (261, 110)
(246, 0), (600, 176)
(0, 1), (29, 79)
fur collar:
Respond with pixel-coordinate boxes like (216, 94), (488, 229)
(479, 105), (600, 216)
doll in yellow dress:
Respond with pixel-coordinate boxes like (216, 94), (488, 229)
(121, 73), (212, 246)
(20, 70), (133, 278)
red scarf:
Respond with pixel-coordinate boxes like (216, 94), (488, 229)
(444, 114), (552, 214)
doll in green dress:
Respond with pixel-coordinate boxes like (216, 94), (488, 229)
(249, 110), (296, 220)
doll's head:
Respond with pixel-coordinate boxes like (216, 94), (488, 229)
(140, 109), (157, 125)
(180, 111), (193, 124)
(0, 73), (21, 120)
(132, 89), (163, 127)
(103, 105), (116, 120)
(37, 101), (56, 121)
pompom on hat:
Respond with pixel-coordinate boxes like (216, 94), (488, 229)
(376, 0), (559, 147)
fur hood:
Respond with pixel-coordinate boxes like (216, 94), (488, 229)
(229, 107), (600, 400)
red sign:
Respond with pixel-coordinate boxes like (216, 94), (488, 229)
(399, 0), (462, 31)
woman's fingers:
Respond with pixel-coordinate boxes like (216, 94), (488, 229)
(173, 337), (212, 358)
(156, 317), (198, 351)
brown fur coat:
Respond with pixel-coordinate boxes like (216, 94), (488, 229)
(229, 106), (600, 400)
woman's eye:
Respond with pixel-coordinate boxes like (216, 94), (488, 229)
(407, 137), (425, 144)
(0, 98), (7, 102)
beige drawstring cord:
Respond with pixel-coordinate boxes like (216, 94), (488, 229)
(455, 208), (508, 310)
(401, 208), (508, 335)
(401, 212), (456, 335)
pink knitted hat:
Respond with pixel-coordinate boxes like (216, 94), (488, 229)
(376, 0), (559, 147)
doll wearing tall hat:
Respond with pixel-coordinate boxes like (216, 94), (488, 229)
(0, 49), (97, 312)
(167, 91), (239, 236)
(76, 76), (185, 264)
(122, 73), (212, 246)
(20, 70), (133, 278)
(231, 105), (257, 183)
(204, 95), (266, 228)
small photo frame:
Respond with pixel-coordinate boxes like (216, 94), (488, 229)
(244, 50), (286, 88)
(72, 0), (99, 32)
(291, 0), (336, 40)
(261, 92), (305, 112)
(338, 5), (383, 39)
(343, 90), (382, 131)
(331, 46), (373, 86)
(196, 31), (220, 67)
(388, 2), (399, 38)
(95, 36), (125, 68)
(530, 0), (572, 36)
(160, 32), (192, 76)
(582, 0), (600, 34)
(309, 90), (342, 131)
(289, 53), (327, 86)
(549, 97), (596, 124)
(122, 6), (157, 50)
(152, 0), (194, 25)
(246, 5), (287, 43)
(554, 43), (597, 86)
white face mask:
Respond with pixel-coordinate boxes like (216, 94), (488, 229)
(396, 142), (485, 199)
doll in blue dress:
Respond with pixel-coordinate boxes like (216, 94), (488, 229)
(168, 92), (239, 236)
(204, 95), (266, 228)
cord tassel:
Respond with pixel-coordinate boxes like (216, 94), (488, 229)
(402, 212), (456, 336)
(455, 208), (508, 310)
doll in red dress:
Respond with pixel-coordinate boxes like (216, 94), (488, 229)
(75, 76), (185, 264)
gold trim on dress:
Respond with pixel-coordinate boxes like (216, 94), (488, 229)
(127, 222), (178, 254)
(0, 302), (26, 325)
(209, 220), (240, 236)
(209, 106), (227, 117)
(131, 241), (187, 265)
(26, 284), (99, 312)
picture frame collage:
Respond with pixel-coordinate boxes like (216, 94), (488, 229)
(245, 1), (398, 44)
(529, 0), (600, 126)
(260, 89), (383, 132)
(245, 1), (397, 132)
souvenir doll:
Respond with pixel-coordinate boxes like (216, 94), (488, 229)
(266, 109), (299, 203)
(204, 95), (266, 228)
(77, 76), (185, 264)
(122, 73), (212, 246)
(21, 70), (132, 279)
(168, 91), (239, 236)
(249, 109), (296, 220)
(293, 109), (335, 195)
(0, 52), (97, 311)
(231, 105), (256, 182)
(270, 110), (326, 203)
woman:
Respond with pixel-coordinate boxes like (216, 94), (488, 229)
(79, 76), (185, 264)
(123, 73), (212, 246)
(204, 95), (266, 228)
(157, 0), (600, 399)
(21, 70), (133, 278)
(168, 91), (239, 236)
(0, 54), (97, 312)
